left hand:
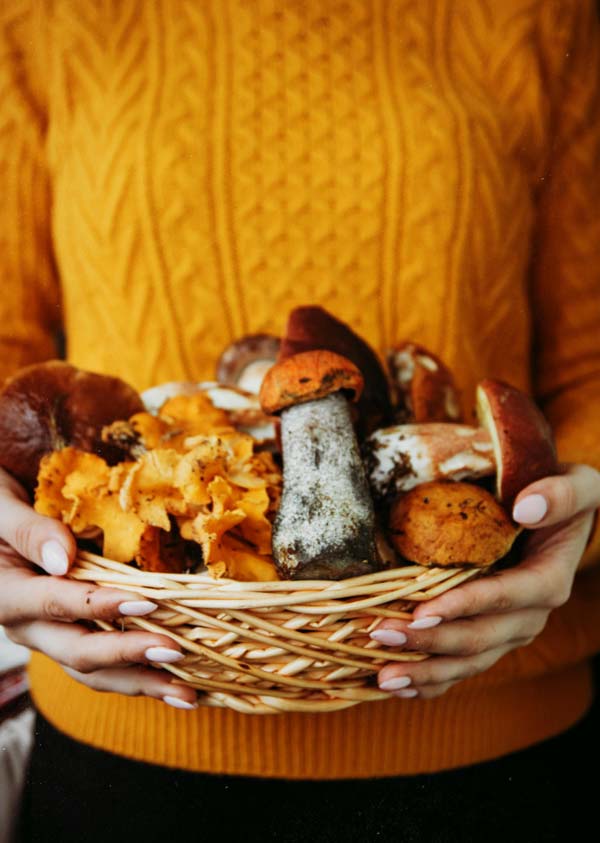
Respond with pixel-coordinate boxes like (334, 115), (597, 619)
(372, 463), (600, 700)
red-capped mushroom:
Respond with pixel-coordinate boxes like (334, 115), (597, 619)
(476, 379), (559, 507)
(259, 350), (378, 580)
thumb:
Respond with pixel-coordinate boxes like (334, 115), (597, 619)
(0, 487), (76, 575)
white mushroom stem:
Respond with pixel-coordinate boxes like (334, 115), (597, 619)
(274, 392), (377, 579)
(365, 423), (496, 499)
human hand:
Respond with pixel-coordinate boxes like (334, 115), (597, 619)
(371, 463), (600, 699)
(0, 467), (198, 709)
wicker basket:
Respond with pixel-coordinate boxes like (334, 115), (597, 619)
(69, 551), (480, 714)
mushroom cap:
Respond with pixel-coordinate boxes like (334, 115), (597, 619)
(386, 341), (462, 423)
(0, 361), (144, 491)
(389, 480), (521, 567)
(279, 306), (392, 433)
(216, 333), (281, 393)
(476, 379), (558, 506)
(259, 350), (364, 414)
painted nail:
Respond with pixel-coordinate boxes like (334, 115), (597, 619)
(145, 647), (184, 663)
(513, 494), (548, 524)
(408, 616), (442, 630)
(394, 688), (419, 698)
(41, 540), (69, 576)
(118, 600), (158, 616)
(163, 695), (198, 710)
(370, 630), (408, 646)
(379, 676), (412, 691)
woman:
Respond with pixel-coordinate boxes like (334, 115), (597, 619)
(1, 0), (599, 839)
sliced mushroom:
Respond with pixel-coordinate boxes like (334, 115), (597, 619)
(260, 350), (378, 580)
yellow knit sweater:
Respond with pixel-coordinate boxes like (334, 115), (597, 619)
(1, 0), (600, 778)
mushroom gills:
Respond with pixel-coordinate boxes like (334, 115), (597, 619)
(274, 392), (378, 579)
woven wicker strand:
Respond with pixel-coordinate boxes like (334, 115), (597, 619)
(69, 550), (480, 714)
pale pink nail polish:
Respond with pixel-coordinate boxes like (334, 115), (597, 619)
(163, 695), (197, 710)
(513, 494), (547, 524)
(408, 616), (442, 630)
(370, 629), (408, 646)
(145, 647), (184, 663)
(41, 540), (69, 576)
(119, 600), (158, 616)
(379, 676), (412, 691)
(394, 688), (419, 698)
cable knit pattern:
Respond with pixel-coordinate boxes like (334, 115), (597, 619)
(2, 0), (600, 777)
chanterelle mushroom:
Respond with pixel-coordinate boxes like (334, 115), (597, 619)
(260, 349), (379, 580)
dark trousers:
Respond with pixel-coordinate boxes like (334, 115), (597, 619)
(17, 700), (598, 843)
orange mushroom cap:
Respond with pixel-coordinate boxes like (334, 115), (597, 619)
(259, 350), (364, 415)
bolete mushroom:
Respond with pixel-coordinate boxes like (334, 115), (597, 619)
(0, 361), (144, 492)
(386, 342), (462, 423)
(279, 306), (393, 435)
(259, 349), (378, 580)
(216, 334), (281, 394)
(389, 480), (522, 568)
(365, 423), (496, 502)
(476, 379), (559, 507)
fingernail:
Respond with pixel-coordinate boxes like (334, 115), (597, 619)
(119, 600), (158, 616)
(163, 696), (198, 710)
(394, 688), (419, 698)
(41, 540), (69, 576)
(408, 616), (442, 630)
(379, 676), (412, 691)
(370, 630), (408, 646)
(145, 647), (184, 663)
(513, 494), (548, 524)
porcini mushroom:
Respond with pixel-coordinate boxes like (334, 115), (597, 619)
(476, 379), (559, 507)
(0, 361), (144, 492)
(216, 334), (281, 394)
(259, 350), (378, 579)
(387, 342), (462, 423)
(365, 423), (496, 501)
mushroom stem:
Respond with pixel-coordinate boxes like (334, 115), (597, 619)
(274, 392), (378, 579)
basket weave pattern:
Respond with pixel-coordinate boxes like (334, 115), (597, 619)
(70, 551), (479, 714)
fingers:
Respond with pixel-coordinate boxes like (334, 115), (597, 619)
(9, 620), (185, 673)
(0, 572), (158, 625)
(377, 643), (513, 694)
(0, 483), (76, 575)
(371, 609), (548, 657)
(63, 666), (198, 709)
(512, 463), (600, 528)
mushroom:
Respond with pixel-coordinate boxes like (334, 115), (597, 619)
(0, 361), (144, 492)
(280, 306), (393, 436)
(389, 480), (522, 568)
(364, 423), (496, 502)
(476, 379), (559, 507)
(216, 334), (281, 394)
(386, 342), (462, 423)
(259, 350), (379, 580)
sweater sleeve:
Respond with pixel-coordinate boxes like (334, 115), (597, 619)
(0, 2), (62, 383)
(529, 1), (600, 571)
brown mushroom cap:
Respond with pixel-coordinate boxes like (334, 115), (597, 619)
(476, 379), (558, 507)
(216, 334), (281, 393)
(389, 480), (521, 568)
(386, 342), (462, 423)
(0, 361), (144, 491)
(279, 306), (392, 433)
(259, 350), (364, 415)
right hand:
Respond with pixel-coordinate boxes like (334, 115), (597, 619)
(0, 467), (198, 709)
